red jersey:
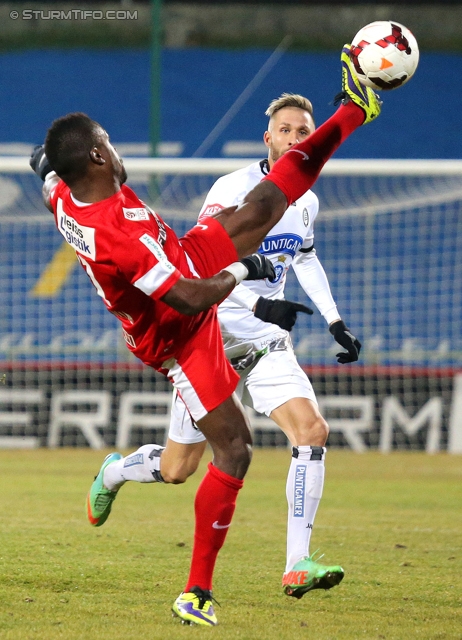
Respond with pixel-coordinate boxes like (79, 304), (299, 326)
(50, 181), (215, 368)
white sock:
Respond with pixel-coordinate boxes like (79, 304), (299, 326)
(285, 445), (326, 573)
(103, 444), (164, 491)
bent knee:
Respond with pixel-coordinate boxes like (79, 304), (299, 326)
(293, 415), (329, 447)
(235, 440), (252, 469)
(161, 468), (188, 484)
(309, 415), (329, 445)
(313, 415), (329, 446)
(212, 440), (252, 479)
(320, 414), (329, 434)
(161, 458), (201, 484)
(228, 436), (253, 466)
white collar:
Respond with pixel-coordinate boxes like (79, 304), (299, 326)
(70, 193), (92, 207)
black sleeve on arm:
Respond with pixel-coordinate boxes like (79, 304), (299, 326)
(298, 244), (314, 254)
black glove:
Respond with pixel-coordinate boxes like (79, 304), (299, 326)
(254, 297), (313, 331)
(240, 254), (276, 281)
(329, 320), (361, 364)
(30, 145), (53, 181)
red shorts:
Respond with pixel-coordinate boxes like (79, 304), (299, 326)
(160, 306), (239, 421)
(158, 218), (240, 420)
(180, 216), (239, 278)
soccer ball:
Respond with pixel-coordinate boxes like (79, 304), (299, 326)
(350, 21), (419, 91)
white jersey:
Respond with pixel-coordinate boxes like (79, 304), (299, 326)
(199, 160), (340, 341)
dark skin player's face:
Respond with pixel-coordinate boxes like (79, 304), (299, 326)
(92, 129), (128, 186)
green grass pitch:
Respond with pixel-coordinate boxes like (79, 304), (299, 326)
(0, 448), (461, 639)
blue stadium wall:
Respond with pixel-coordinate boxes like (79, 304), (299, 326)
(0, 48), (459, 158)
(1, 48), (462, 369)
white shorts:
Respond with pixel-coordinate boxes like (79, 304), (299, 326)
(168, 331), (317, 445)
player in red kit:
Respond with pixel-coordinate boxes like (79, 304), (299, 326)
(30, 47), (381, 626)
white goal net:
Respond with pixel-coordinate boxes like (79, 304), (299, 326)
(1, 157), (461, 452)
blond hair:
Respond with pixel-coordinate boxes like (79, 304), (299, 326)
(265, 93), (314, 120)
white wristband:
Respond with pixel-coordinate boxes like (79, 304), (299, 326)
(222, 262), (249, 285)
(44, 170), (57, 183)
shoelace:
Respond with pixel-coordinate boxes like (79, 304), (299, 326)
(309, 548), (325, 563)
(189, 586), (220, 610)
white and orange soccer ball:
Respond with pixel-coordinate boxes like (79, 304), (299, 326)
(350, 21), (419, 91)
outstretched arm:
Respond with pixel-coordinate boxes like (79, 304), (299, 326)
(293, 249), (361, 363)
(162, 270), (239, 315)
(161, 254), (276, 315)
(292, 249), (340, 325)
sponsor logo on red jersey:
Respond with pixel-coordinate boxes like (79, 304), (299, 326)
(57, 198), (96, 259)
(123, 207), (150, 221)
(139, 233), (175, 273)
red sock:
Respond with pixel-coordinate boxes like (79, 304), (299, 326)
(184, 462), (243, 592)
(262, 101), (364, 205)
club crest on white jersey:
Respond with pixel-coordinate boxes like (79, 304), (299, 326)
(258, 234), (303, 288)
(266, 254), (288, 288)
